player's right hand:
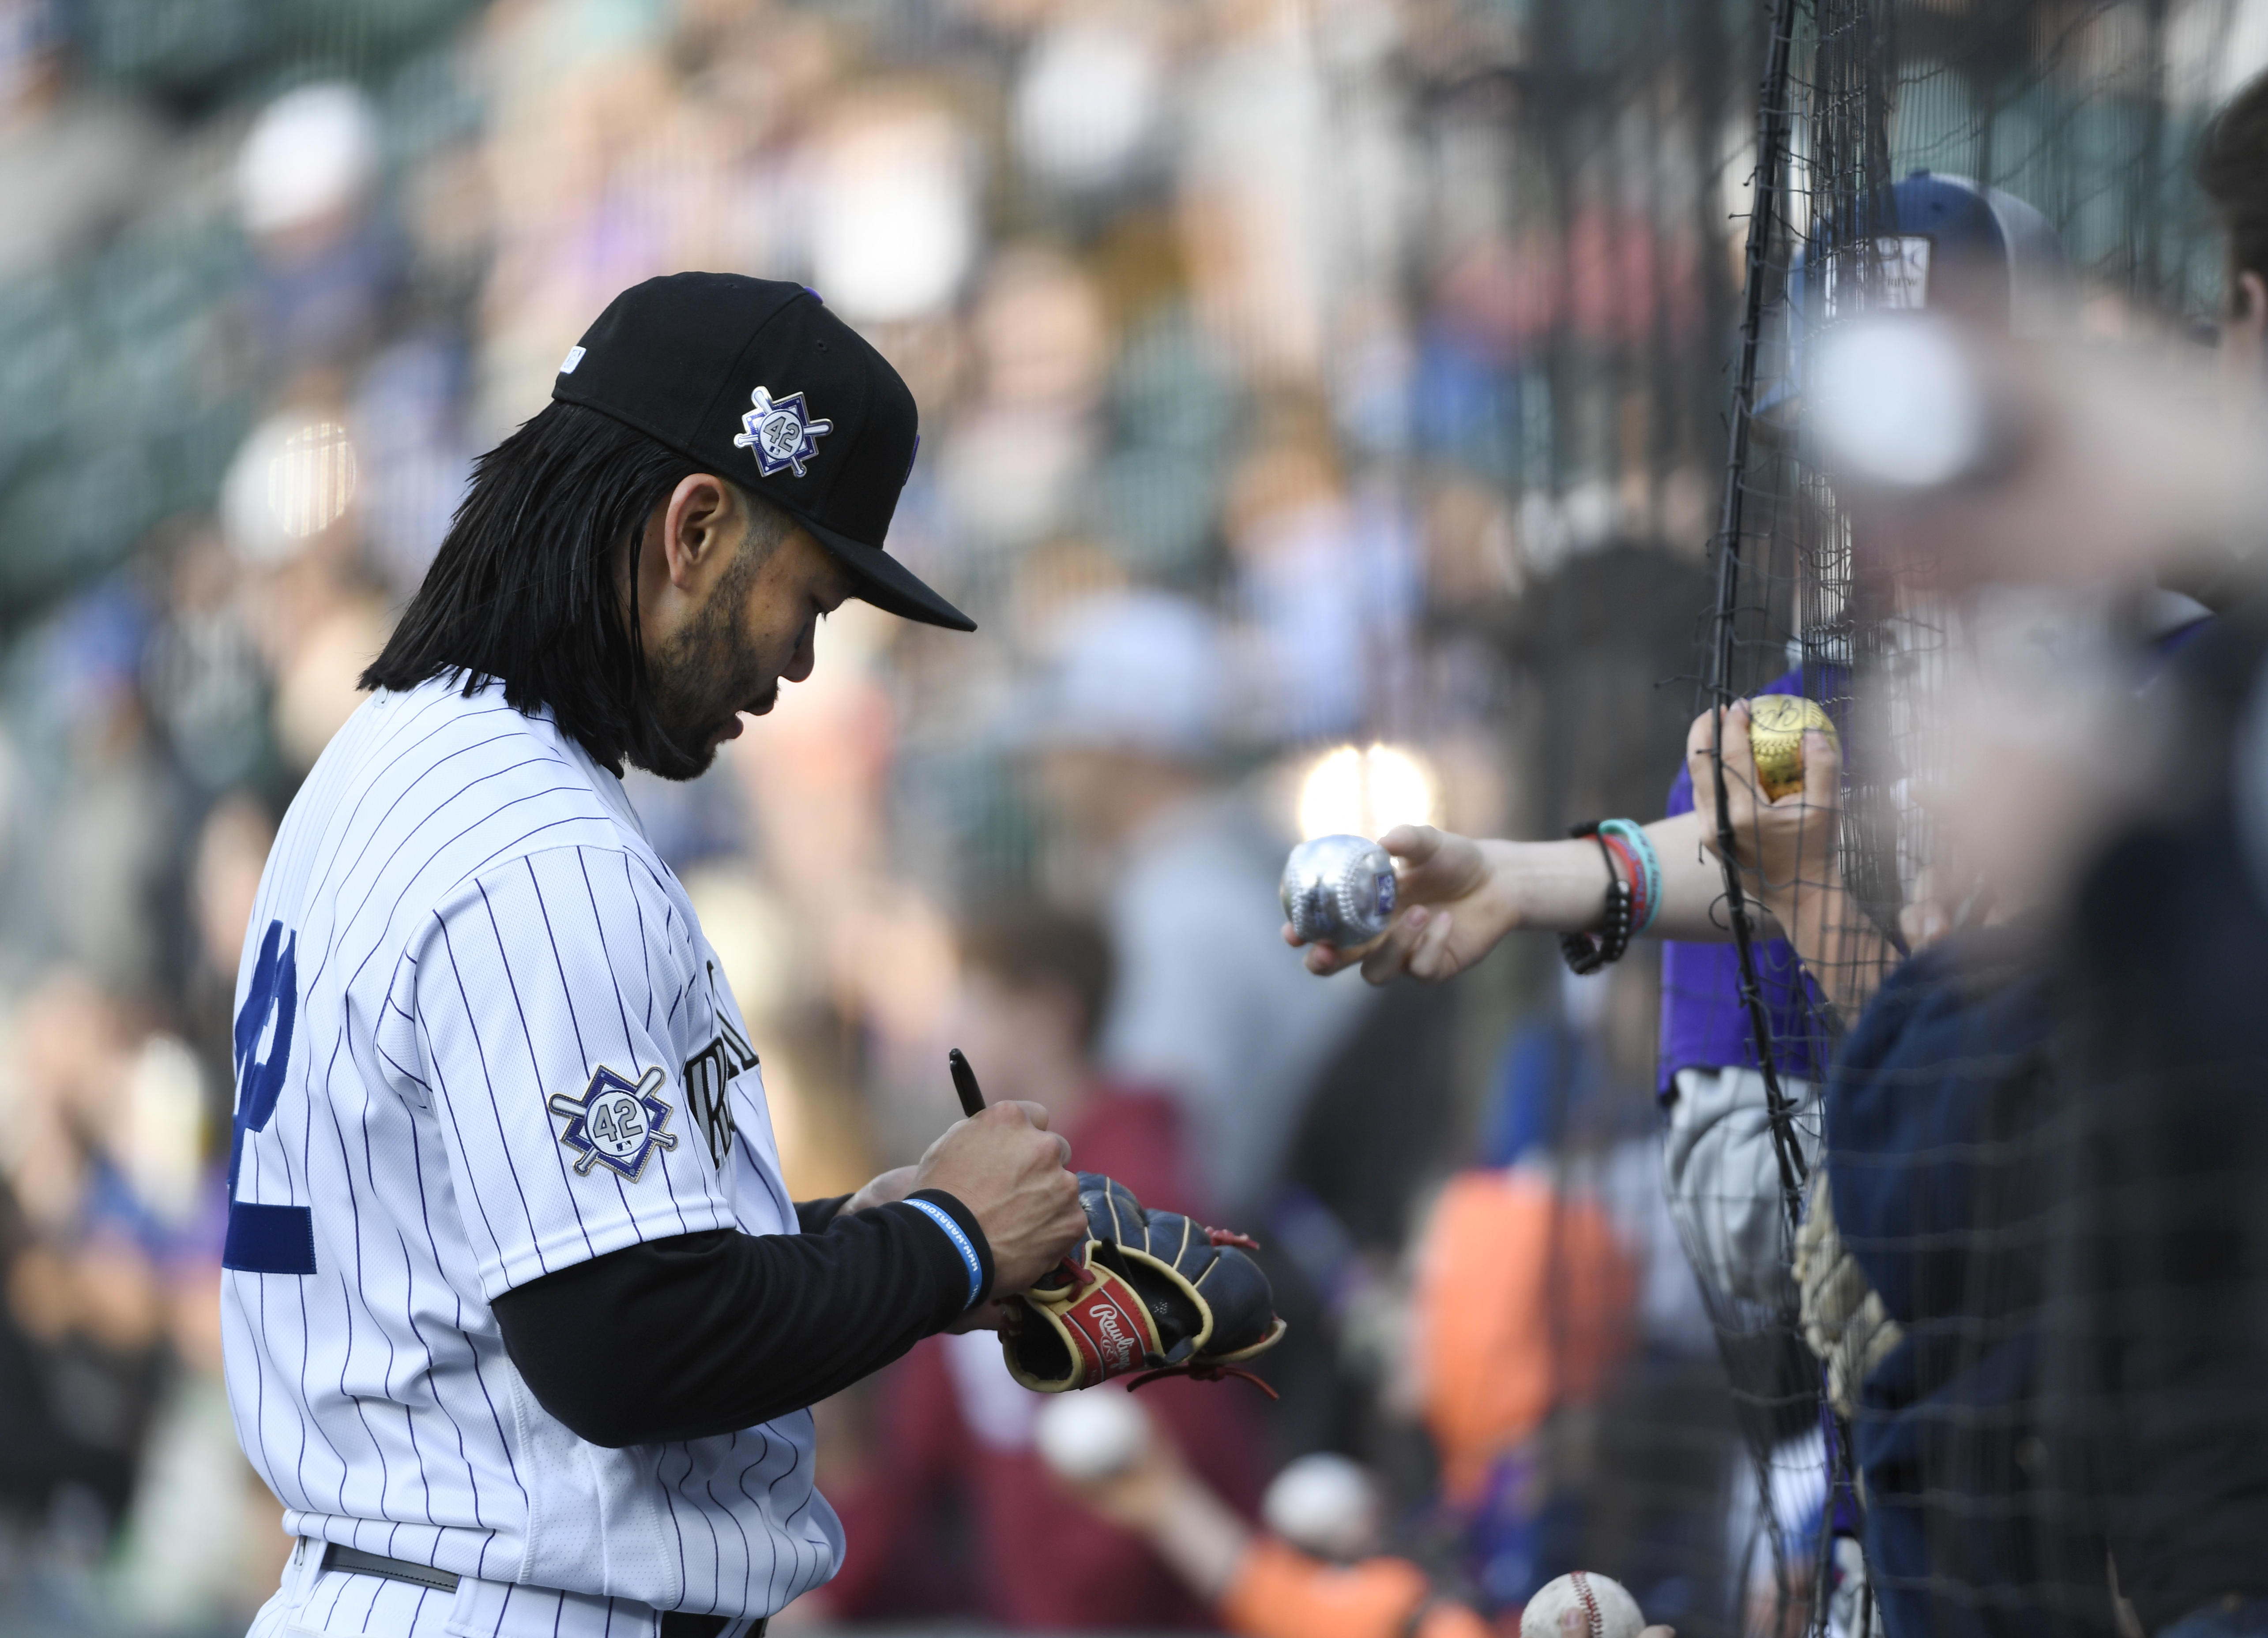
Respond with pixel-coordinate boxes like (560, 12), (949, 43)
(1283, 824), (1508, 986)
(910, 1101), (1087, 1298)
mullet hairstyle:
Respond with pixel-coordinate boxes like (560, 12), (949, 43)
(365, 401), (716, 773)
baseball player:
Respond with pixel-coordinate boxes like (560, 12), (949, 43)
(222, 274), (1090, 1638)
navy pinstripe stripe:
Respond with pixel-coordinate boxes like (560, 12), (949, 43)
(317, 1026), (394, 1517)
(291, 714), (531, 981)
(433, 917), (552, 1272)
(337, 1056), (433, 1531)
(524, 856), (639, 1220)
(403, 1125), (505, 1543)
(651, 1442), (694, 1614)
(526, 857), (590, 1067)
(365, 1269), (436, 1537)
(299, 729), (542, 994)
(416, 1011), (518, 1277)
(736, 1431), (778, 1610)
(766, 1428), (809, 1605)
(681, 1441), (727, 1610)
(458, 1322), (527, 1578)
(290, 1026), (322, 1505)
(585, 851), (696, 1234)
(473, 877), (599, 1259)
(400, 1091), (487, 1532)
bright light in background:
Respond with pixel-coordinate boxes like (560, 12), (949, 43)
(1014, 18), (1161, 192)
(222, 412), (360, 564)
(1297, 743), (1438, 841)
(236, 81), (379, 237)
(269, 421), (359, 538)
(813, 102), (977, 322)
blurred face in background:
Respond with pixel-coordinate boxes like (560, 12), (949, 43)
(952, 904), (1113, 1127)
(1030, 744), (1204, 849)
(954, 966), (1089, 1114)
(194, 795), (276, 979)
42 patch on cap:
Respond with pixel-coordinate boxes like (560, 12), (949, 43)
(733, 386), (831, 478)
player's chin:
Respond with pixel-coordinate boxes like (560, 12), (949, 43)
(708, 692), (777, 747)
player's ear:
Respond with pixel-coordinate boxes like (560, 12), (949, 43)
(656, 473), (743, 593)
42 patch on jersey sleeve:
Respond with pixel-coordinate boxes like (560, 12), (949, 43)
(549, 1067), (679, 1181)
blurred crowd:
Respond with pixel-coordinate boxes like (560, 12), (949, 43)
(0, 0), (1735, 1632)
(5, 0), (2264, 1635)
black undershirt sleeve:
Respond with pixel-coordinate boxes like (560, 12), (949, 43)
(795, 1194), (852, 1235)
(493, 1190), (992, 1448)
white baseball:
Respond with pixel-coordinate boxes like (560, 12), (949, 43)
(1260, 1453), (1380, 1561)
(1034, 1389), (1151, 1483)
(1520, 1571), (1646, 1638)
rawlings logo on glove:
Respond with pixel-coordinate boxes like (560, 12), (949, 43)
(1002, 1173), (1286, 1395)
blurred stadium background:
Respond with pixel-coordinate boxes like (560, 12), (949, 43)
(0, 0), (2257, 1634)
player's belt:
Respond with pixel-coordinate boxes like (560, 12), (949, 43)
(323, 1543), (459, 1593)
(318, 1544), (766, 1635)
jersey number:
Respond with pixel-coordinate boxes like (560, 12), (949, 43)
(230, 920), (299, 1195)
(222, 920), (316, 1275)
(587, 1092), (647, 1152)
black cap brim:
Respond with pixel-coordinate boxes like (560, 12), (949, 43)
(800, 515), (975, 632)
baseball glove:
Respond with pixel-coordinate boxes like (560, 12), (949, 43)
(1002, 1173), (1286, 1394)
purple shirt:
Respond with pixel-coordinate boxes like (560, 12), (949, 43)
(1656, 669), (1837, 1094)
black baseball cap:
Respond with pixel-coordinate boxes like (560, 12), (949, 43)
(552, 271), (973, 632)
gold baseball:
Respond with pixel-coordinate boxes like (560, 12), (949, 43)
(1747, 695), (1837, 800)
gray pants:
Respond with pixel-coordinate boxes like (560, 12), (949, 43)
(1661, 1066), (1822, 1310)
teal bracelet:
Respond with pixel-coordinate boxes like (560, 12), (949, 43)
(1598, 819), (1663, 935)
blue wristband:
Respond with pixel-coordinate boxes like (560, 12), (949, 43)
(1599, 819), (1663, 936)
(905, 1197), (985, 1311)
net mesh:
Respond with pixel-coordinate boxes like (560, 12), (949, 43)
(1685, 0), (2244, 1633)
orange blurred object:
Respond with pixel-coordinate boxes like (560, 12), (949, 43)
(1221, 1539), (1493, 1638)
(1416, 1169), (1639, 1501)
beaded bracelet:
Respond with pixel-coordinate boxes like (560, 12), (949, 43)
(1601, 832), (1644, 930)
(1598, 819), (1663, 936)
(1557, 822), (1633, 975)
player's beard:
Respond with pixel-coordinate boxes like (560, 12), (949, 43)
(632, 537), (774, 782)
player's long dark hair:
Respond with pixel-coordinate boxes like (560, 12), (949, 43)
(363, 402), (702, 773)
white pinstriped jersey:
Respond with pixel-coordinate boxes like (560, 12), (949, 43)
(222, 675), (840, 1630)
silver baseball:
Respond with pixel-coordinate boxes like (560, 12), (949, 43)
(1281, 834), (1398, 945)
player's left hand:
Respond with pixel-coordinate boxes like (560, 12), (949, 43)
(841, 1165), (918, 1216)
(1686, 701), (1840, 930)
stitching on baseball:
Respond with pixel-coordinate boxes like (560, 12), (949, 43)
(1573, 1571), (1602, 1638)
